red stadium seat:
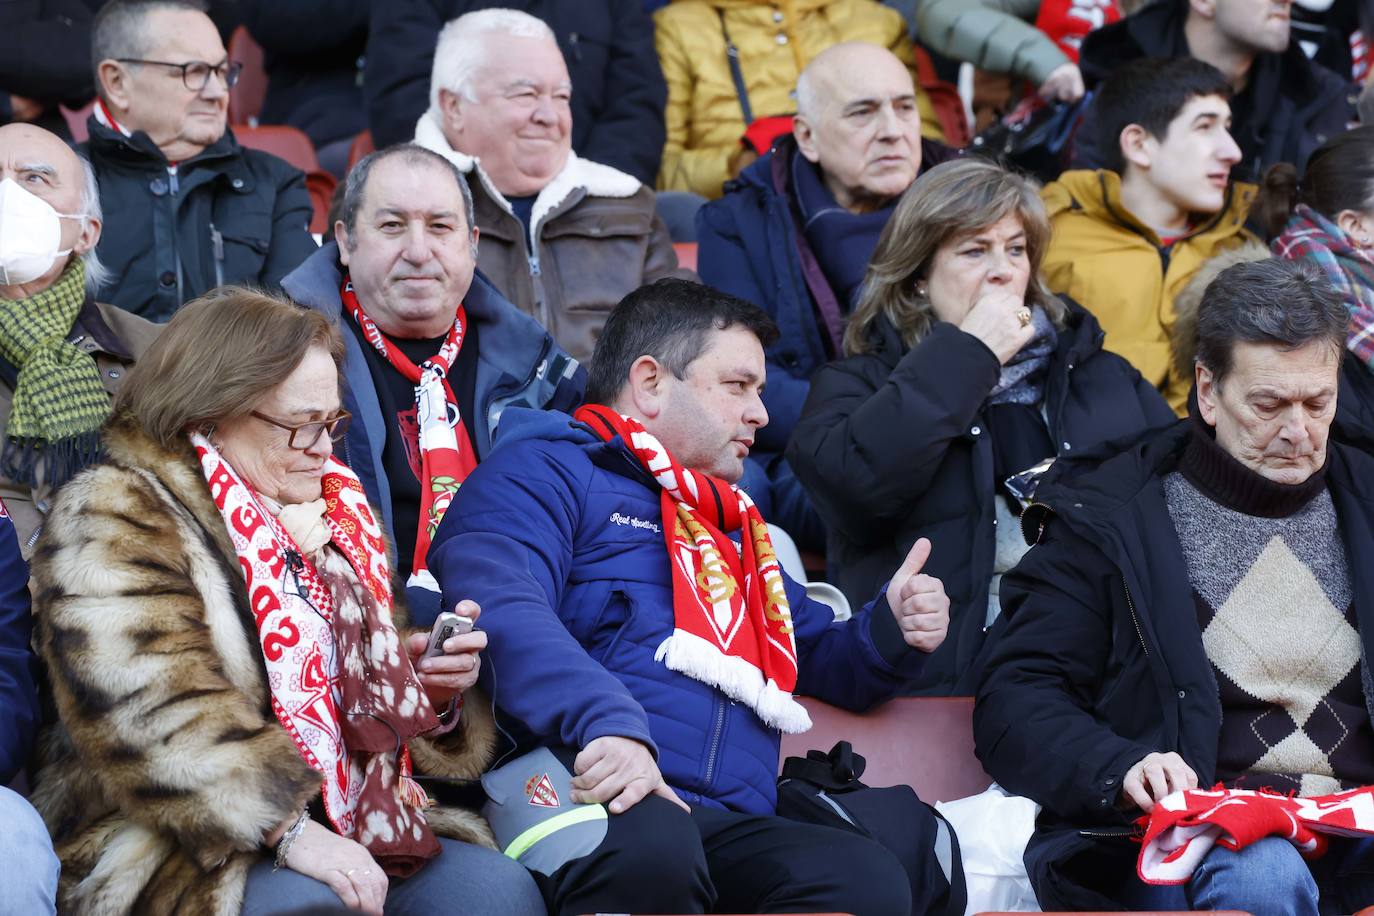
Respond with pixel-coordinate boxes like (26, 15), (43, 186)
(233, 125), (336, 235)
(673, 242), (698, 272)
(60, 100), (95, 144)
(779, 696), (992, 803)
(228, 26), (268, 127)
(347, 129), (375, 171)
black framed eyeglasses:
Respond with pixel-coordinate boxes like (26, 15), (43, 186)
(250, 410), (352, 450)
(116, 58), (243, 91)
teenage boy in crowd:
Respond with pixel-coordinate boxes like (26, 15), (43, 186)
(1040, 57), (1258, 414)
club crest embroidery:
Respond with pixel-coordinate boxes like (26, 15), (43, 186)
(526, 772), (561, 808)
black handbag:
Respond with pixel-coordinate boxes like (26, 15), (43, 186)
(777, 741), (967, 916)
(969, 91), (1094, 183)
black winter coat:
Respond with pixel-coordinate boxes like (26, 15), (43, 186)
(239, 0), (369, 150)
(974, 421), (1374, 910)
(1074, 0), (1355, 183)
(787, 302), (1175, 694)
(363, 0), (667, 184)
(83, 117), (318, 322)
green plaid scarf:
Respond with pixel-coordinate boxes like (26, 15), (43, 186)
(0, 261), (109, 489)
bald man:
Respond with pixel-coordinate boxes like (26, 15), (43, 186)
(695, 42), (959, 550)
(0, 123), (159, 551)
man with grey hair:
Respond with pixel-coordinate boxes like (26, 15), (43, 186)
(84, 0), (317, 321)
(976, 257), (1374, 913)
(363, 0), (665, 184)
(412, 7), (691, 364)
(0, 122), (159, 552)
(282, 143), (584, 622)
(696, 41), (958, 549)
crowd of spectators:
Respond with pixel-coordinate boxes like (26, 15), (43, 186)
(4, 0), (1374, 913)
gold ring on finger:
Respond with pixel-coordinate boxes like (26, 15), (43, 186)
(1016, 307), (1032, 327)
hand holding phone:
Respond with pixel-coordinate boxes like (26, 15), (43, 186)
(423, 611), (474, 660)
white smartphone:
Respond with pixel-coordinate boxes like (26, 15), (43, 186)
(423, 611), (474, 659)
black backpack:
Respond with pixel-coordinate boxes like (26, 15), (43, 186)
(777, 741), (967, 916)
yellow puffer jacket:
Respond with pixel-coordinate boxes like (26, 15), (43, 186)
(654, 0), (946, 199)
(1040, 169), (1257, 415)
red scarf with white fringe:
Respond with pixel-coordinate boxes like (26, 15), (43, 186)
(574, 404), (809, 733)
(192, 431), (441, 876)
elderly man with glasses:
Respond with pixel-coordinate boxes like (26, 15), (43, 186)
(83, 0), (317, 321)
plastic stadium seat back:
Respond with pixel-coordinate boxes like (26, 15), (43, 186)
(228, 26), (267, 126)
(779, 696), (992, 803)
(235, 124), (321, 174)
(673, 242), (697, 271)
(347, 130), (375, 172)
(233, 125), (335, 234)
(61, 100), (95, 144)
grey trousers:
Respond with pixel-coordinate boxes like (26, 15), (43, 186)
(240, 837), (545, 916)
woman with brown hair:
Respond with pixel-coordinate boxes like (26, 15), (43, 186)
(787, 157), (1174, 694)
(26, 288), (544, 915)
(1257, 125), (1374, 443)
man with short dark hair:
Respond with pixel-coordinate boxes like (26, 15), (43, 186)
(85, 0), (317, 320)
(1041, 57), (1257, 413)
(429, 277), (954, 915)
(976, 257), (1374, 913)
(1074, 0), (1354, 182)
(282, 143), (583, 621)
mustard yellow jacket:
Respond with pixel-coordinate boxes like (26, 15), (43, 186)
(1040, 169), (1257, 414)
(654, 0), (946, 199)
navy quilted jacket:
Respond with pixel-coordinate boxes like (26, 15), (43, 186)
(429, 407), (927, 813)
(0, 506), (35, 783)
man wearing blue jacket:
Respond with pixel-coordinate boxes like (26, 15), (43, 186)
(0, 500), (59, 914)
(430, 278), (951, 915)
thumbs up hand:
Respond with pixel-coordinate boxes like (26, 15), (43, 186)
(885, 538), (950, 654)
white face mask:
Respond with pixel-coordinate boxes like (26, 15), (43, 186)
(0, 177), (82, 287)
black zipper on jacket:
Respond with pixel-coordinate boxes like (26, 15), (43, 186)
(1121, 577), (1149, 658)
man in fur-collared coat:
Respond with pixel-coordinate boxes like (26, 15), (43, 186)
(414, 8), (694, 364)
(26, 400), (527, 915)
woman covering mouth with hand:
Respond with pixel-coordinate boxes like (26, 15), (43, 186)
(787, 158), (1176, 694)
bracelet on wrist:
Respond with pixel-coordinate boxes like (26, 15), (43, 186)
(273, 808), (310, 871)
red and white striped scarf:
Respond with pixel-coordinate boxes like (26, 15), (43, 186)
(192, 432), (442, 876)
(341, 278), (477, 593)
(574, 404), (809, 733)
(1138, 785), (1374, 885)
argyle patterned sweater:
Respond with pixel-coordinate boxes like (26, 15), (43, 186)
(1163, 422), (1374, 796)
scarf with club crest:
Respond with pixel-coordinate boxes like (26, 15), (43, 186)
(574, 404), (810, 733)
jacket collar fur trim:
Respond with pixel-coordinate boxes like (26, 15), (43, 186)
(413, 111), (641, 236)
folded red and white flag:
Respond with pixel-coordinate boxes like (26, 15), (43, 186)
(1138, 785), (1374, 884)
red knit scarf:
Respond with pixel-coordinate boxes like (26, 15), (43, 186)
(341, 278), (476, 591)
(1139, 785), (1374, 885)
(574, 404), (810, 733)
(192, 432), (441, 876)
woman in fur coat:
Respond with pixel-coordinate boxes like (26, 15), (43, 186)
(26, 289), (544, 916)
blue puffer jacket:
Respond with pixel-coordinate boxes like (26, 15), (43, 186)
(429, 408), (928, 814)
(0, 504), (36, 783)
